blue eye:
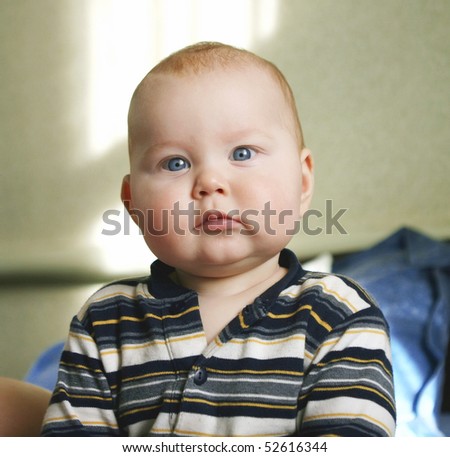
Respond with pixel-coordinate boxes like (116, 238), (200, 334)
(231, 147), (254, 161)
(164, 157), (190, 171)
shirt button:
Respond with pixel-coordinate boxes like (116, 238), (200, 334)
(193, 366), (208, 385)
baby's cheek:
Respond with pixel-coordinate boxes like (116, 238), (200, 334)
(266, 195), (302, 234)
(146, 208), (169, 236)
(143, 201), (197, 237)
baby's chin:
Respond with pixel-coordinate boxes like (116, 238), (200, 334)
(146, 228), (293, 277)
(167, 248), (285, 280)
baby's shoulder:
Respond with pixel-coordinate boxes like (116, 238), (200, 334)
(281, 270), (378, 317)
(276, 271), (388, 341)
(76, 275), (152, 321)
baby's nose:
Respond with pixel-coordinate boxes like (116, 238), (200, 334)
(192, 168), (229, 199)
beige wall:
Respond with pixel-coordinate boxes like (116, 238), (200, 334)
(1, 0), (449, 379)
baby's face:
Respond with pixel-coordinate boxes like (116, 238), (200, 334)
(124, 65), (312, 278)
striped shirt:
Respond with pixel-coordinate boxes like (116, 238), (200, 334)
(41, 249), (396, 436)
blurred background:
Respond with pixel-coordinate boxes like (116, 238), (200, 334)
(0, 0), (449, 403)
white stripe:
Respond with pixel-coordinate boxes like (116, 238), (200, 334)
(310, 375), (394, 403)
(300, 397), (395, 436)
(182, 388), (295, 403)
(119, 396), (163, 409)
(301, 275), (372, 313)
(152, 412), (295, 437)
(56, 380), (106, 395)
(44, 403), (118, 429)
(120, 377), (172, 393)
(212, 376), (300, 386)
(312, 328), (390, 365)
(214, 336), (306, 360)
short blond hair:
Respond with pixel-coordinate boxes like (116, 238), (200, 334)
(130, 42), (305, 149)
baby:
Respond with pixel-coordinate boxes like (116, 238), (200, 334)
(41, 42), (395, 437)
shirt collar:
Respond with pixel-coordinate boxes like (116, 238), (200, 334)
(148, 249), (306, 300)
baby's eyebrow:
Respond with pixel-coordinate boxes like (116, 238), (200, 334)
(137, 128), (274, 158)
(221, 127), (273, 143)
(143, 140), (187, 155)
(229, 127), (270, 137)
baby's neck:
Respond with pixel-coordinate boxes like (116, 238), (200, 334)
(174, 254), (287, 344)
(175, 254), (285, 299)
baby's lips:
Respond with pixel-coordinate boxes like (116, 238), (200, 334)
(194, 209), (241, 229)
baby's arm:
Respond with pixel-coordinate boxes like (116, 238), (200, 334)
(296, 282), (396, 436)
(40, 313), (121, 436)
(0, 377), (51, 436)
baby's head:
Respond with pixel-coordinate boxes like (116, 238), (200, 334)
(123, 42), (313, 278)
(129, 42), (305, 152)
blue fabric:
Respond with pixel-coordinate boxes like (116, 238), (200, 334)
(333, 227), (450, 436)
(25, 341), (64, 392)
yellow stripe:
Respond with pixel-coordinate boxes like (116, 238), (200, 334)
(317, 356), (392, 376)
(214, 335), (223, 347)
(44, 415), (118, 428)
(229, 335), (305, 346)
(91, 290), (136, 304)
(43, 414), (79, 424)
(69, 331), (93, 342)
(279, 289), (302, 299)
(92, 306), (199, 327)
(83, 420), (117, 427)
(310, 310), (333, 332)
(238, 312), (249, 329)
(120, 397), (180, 418)
(207, 367), (303, 377)
(55, 387), (112, 402)
(151, 427), (286, 437)
(303, 412), (391, 435)
(120, 370), (187, 384)
(325, 328), (386, 340)
(184, 397), (296, 410)
(268, 304), (332, 332)
(60, 361), (103, 374)
(267, 304), (311, 319)
(150, 428), (218, 437)
(301, 385), (395, 411)
(317, 328), (388, 350)
(315, 281), (359, 313)
(279, 279), (365, 314)
(100, 332), (204, 356)
(120, 403), (161, 418)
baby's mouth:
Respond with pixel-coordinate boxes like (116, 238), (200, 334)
(195, 210), (241, 231)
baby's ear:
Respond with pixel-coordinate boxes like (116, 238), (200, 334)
(299, 148), (314, 216)
(121, 175), (132, 213)
(121, 175), (140, 227)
